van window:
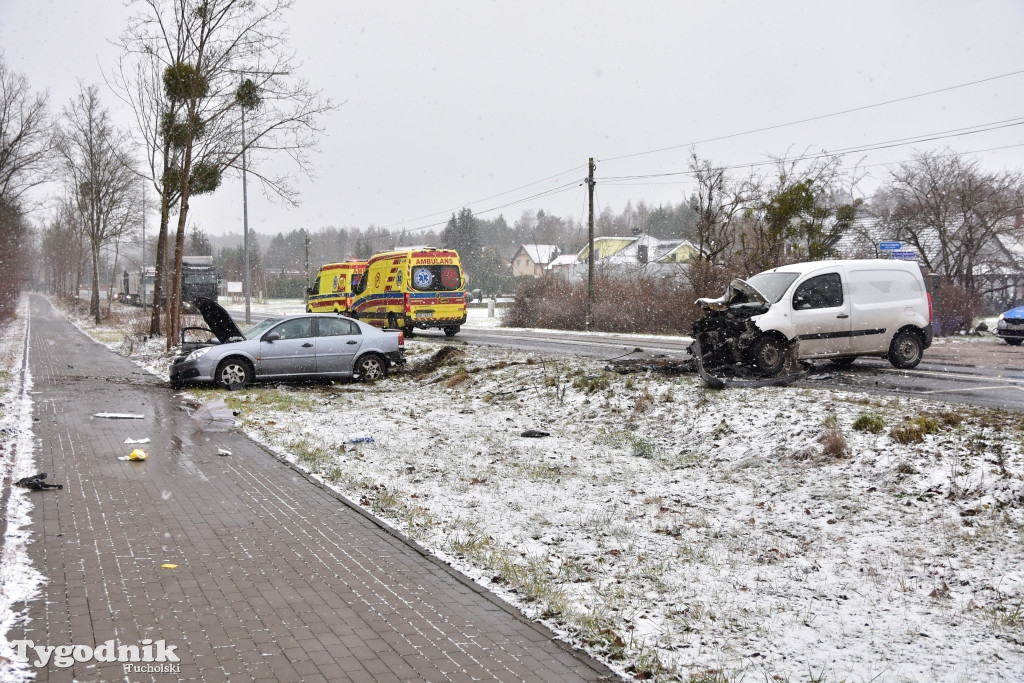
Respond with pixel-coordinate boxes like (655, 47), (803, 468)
(847, 269), (922, 304)
(318, 317), (359, 337)
(793, 273), (843, 309)
(745, 271), (800, 303)
(411, 265), (462, 292)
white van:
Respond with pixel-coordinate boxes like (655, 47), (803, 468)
(693, 259), (934, 375)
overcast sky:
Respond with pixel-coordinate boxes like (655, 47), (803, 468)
(3, 1), (1024, 239)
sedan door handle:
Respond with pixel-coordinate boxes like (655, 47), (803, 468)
(302, 342), (313, 348)
(346, 340), (358, 345)
(836, 314), (849, 319)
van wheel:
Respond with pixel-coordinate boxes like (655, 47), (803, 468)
(443, 325), (460, 337)
(1006, 338), (1023, 347)
(888, 329), (923, 369)
(747, 335), (787, 376)
(355, 354), (387, 383)
(216, 357), (252, 389)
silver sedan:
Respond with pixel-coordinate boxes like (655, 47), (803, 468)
(170, 307), (405, 389)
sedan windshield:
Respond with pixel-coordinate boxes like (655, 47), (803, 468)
(243, 318), (279, 340)
(744, 271), (800, 303)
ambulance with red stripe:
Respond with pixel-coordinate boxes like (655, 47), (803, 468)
(306, 260), (367, 314)
(351, 248), (467, 336)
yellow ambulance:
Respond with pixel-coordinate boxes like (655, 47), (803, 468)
(351, 248), (467, 336)
(306, 260), (367, 313)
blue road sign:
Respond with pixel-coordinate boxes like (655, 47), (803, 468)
(891, 250), (917, 261)
(879, 241), (901, 251)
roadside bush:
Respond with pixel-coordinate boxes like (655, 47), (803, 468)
(933, 277), (982, 336)
(504, 275), (701, 335)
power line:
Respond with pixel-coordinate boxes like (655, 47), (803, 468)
(396, 180), (584, 235)
(598, 117), (1024, 184)
(600, 68), (1024, 164)
(376, 164), (587, 231)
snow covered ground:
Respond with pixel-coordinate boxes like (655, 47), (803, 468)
(28, 299), (1024, 681)
(0, 298), (46, 683)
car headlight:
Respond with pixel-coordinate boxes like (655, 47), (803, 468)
(185, 346), (212, 363)
(998, 313), (1005, 322)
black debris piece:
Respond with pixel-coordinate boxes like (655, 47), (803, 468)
(15, 473), (64, 490)
(521, 429), (550, 438)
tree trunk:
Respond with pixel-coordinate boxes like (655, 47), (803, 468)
(91, 239), (102, 324)
(150, 195), (171, 336)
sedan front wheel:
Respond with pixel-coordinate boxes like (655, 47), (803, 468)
(216, 358), (252, 389)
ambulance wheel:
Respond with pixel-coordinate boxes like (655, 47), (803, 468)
(443, 325), (460, 337)
(216, 357), (252, 389)
(356, 354), (387, 383)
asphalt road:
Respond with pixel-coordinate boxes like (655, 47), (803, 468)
(411, 326), (1024, 413)
(224, 305), (1024, 411)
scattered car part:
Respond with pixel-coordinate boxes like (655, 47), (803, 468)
(15, 473), (63, 490)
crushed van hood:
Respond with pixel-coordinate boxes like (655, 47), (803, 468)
(695, 278), (768, 310)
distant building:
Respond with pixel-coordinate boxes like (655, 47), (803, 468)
(565, 234), (701, 280)
(511, 244), (560, 277)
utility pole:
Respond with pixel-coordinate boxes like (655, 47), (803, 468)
(242, 102), (251, 325)
(586, 157), (595, 331)
(304, 230), (310, 306)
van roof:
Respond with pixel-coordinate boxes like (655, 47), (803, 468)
(759, 259), (922, 277)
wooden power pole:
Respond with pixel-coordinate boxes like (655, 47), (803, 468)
(586, 157), (595, 330)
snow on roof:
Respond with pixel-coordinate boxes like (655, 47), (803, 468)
(519, 244), (560, 265)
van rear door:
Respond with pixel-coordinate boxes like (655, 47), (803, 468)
(790, 270), (853, 357)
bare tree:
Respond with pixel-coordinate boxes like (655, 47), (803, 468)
(0, 54), (53, 206)
(117, 0), (333, 347)
(687, 151), (750, 264)
(738, 152), (857, 273)
(876, 149), (1024, 296)
(55, 85), (139, 324)
(0, 55), (53, 316)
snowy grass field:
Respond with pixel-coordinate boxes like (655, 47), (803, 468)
(36, 299), (1024, 681)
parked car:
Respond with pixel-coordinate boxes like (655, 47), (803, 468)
(997, 305), (1024, 346)
(692, 259), (934, 377)
(170, 298), (405, 389)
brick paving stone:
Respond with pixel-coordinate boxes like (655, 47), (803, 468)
(9, 295), (618, 682)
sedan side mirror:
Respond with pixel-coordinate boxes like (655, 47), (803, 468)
(264, 332), (281, 342)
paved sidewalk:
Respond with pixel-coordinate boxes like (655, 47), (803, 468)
(11, 295), (616, 682)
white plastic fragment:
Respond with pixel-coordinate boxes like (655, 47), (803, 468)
(124, 438), (151, 444)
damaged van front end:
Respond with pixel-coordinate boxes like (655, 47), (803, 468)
(689, 276), (803, 388)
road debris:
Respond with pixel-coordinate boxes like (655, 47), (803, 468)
(93, 413), (145, 419)
(14, 473), (63, 490)
(189, 398), (239, 432)
(119, 449), (149, 461)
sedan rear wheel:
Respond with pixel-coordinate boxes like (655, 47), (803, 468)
(356, 354), (386, 383)
(216, 358), (252, 389)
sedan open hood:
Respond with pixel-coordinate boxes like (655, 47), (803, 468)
(695, 278), (768, 310)
(193, 297), (244, 343)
